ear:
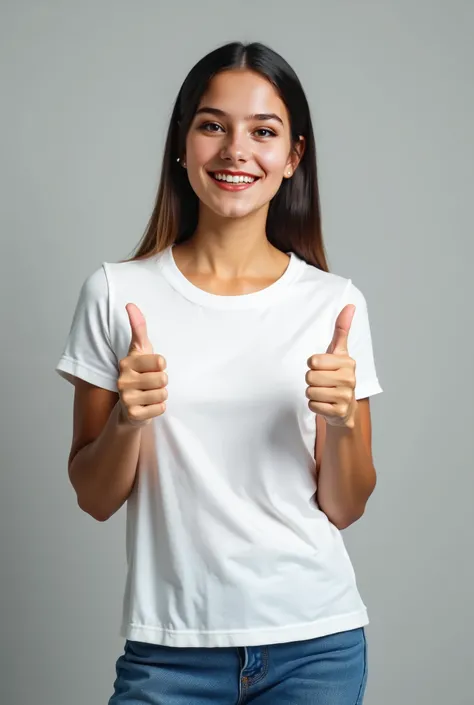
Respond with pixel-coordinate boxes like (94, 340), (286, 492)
(285, 135), (306, 178)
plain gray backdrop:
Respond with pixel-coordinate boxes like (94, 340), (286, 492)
(1, 1), (473, 703)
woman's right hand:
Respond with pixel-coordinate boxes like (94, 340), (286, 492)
(117, 303), (168, 427)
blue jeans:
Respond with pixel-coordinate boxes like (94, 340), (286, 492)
(108, 627), (367, 704)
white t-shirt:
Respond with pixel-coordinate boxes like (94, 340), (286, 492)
(56, 245), (383, 648)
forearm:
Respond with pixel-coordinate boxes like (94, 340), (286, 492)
(316, 402), (376, 529)
(69, 401), (142, 522)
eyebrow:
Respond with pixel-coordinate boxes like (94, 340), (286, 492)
(195, 106), (284, 126)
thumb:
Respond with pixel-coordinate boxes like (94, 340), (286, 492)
(126, 303), (154, 355)
(326, 304), (356, 355)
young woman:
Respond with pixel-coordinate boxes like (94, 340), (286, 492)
(56, 41), (382, 705)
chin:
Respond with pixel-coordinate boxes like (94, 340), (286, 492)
(207, 196), (263, 220)
(219, 205), (255, 219)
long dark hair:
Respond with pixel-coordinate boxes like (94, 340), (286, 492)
(126, 41), (329, 272)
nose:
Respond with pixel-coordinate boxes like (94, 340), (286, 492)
(219, 130), (248, 164)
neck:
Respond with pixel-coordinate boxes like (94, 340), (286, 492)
(183, 204), (282, 278)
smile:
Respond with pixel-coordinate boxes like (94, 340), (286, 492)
(207, 171), (260, 191)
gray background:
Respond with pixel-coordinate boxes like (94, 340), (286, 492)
(1, 1), (473, 703)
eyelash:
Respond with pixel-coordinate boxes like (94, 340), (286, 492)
(199, 122), (277, 138)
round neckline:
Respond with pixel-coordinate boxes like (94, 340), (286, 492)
(158, 245), (304, 310)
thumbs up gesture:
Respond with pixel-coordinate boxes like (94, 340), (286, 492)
(305, 305), (358, 428)
(117, 303), (168, 427)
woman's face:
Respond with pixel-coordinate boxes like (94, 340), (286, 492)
(184, 69), (302, 220)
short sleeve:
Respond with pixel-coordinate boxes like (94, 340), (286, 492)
(339, 279), (383, 400)
(55, 265), (119, 392)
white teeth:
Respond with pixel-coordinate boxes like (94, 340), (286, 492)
(212, 173), (256, 183)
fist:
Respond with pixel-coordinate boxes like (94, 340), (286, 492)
(305, 304), (357, 428)
(117, 303), (168, 427)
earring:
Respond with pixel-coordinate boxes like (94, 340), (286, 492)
(287, 170), (292, 176)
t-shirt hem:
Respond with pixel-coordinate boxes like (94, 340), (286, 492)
(120, 609), (369, 648)
(56, 356), (118, 392)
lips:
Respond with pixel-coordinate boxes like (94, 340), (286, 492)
(207, 170), (261, 191)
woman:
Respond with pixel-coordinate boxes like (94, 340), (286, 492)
(56, 41), (382, 704)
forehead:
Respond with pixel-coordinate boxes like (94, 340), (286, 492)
(198, 69), (289, 124)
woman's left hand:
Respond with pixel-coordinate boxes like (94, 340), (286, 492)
(306, 305), (358, 428)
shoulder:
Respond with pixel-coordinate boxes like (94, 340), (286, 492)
(340, 279), (368, 309)
(296, 255), (358, 302)
(78, 264), (108, 296)
(102, 253), (164, 288)
(295, 257), (373, 324)
(74, 254), (164, 304)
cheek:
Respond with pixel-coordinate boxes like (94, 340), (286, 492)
(186, 132), (216, 166)
(184, 142), (211, 194)
(259, 148), (290, 177)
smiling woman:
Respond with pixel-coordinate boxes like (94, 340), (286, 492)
(183, 70), (302, 221)
(128, 42), (326, 271)
(56, 41), (382, 705)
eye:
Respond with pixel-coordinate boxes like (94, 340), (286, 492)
(253, 128), (277, 138)
(199, 122), (224, 133)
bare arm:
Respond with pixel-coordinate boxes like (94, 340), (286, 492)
(68, 380), (142, 522)
(67, 303), (168, 522)
(314, 398), (376, 530)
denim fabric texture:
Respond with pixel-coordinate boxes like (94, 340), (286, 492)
(108, 626), (367, 704)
